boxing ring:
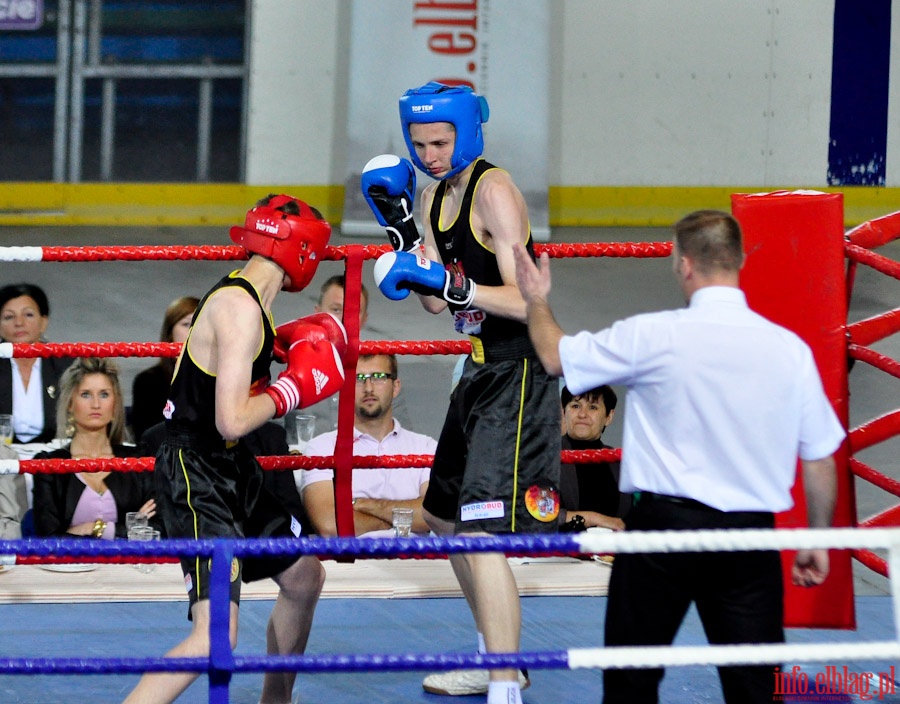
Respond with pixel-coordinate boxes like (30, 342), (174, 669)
(2, 190), (900, 702)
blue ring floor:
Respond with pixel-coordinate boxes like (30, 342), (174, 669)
(0, 595), (897, 703)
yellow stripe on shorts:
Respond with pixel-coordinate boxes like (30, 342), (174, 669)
(511, 359), (528, 533)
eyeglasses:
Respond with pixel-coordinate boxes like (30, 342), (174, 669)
(355, 372), (395, 385)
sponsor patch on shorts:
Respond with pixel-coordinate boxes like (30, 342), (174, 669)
(525, 483), (560, 523)
(184, 573), (193, 593)
(290, 515), (302, 537)
(460, 500), (505, 522)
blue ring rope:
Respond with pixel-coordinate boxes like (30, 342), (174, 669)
(0, 533), (587, 704)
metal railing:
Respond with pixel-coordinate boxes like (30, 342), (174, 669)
(0, 0), (248, 182)
(0, 0), (72, 182)
(68, 0), (248, 182)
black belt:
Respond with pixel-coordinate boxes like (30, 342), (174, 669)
(164, 422), (235, 453)
(638, 492), (720, 512)
(470, 334), (535, 362)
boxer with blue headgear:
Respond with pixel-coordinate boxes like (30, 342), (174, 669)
(362, 81), (560, 704)
(399, 81), (490, 180)
(361, 82), (489, 251)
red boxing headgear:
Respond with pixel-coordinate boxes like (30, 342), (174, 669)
(229, 195), (331, 292)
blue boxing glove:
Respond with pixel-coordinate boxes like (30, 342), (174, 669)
(373, 251), (477, 308)
(361, 154), (422, 252)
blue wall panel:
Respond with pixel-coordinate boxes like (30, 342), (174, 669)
(828, 0), (892, 185)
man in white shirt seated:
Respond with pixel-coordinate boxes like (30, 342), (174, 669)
(296, 353), (437, 537)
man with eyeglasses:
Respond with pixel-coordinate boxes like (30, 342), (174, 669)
(296, 353), (437, 537)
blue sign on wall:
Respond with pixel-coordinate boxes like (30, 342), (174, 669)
(0, 0), (43, 30)
(827, 0), (892, 186)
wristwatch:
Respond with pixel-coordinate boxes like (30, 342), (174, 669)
(91, 519), (107, 539)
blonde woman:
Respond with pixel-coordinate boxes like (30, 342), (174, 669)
(32, 358), (159, 539)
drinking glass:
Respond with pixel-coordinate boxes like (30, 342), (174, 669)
(128, 525), (159, 574)
(284, 412), (316, 454)
(392, 508), (414, 538)
(126, 511), (148, 532)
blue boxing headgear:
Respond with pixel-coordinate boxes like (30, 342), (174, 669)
(399, 82), (490, 180)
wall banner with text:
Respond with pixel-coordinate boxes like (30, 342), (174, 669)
(342, 0), (550, 241)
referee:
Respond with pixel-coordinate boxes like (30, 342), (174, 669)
(513, 209), (844, 704)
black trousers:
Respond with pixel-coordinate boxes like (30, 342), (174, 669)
(603, 494), (783, 704)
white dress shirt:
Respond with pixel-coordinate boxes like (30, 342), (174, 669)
(11, 358), (44, 442)
(297, 419), (436, 537)
(559, 286), (845, 512)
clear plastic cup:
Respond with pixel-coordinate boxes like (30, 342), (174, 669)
(126, 511), (148, 532)
(392, 508), (414, 538)
(284, 411), (316, 454)
(128, 525), (159, 573)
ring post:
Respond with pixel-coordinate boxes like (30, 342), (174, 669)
(334, 246), (364, 543)
(208, 540), (235, 703)
(732, 190), (854, 629)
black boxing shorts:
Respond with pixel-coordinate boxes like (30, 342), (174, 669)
(154, 435), (309, 619)
(424, 354), (561, 534)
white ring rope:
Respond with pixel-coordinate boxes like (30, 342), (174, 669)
(573, 526), (900, 554)
(0, 247), (43, 262)
(567, 641), (900, 670)
(571, 527), (900, 674)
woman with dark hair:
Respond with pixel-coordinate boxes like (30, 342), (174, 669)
(558, 384), (630, 532)
(32, 357), (159, 539)
(130, 296), (199, 441)
(0, 283), (71, 442)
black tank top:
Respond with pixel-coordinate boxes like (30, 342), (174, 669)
(164, 272), (275, 440)
(429, 158), (534, 360)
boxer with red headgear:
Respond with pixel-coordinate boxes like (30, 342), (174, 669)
(125, 194), (342, 704)
(229, 194), (331, 292)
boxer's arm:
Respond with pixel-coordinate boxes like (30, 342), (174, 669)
(416, 184), (448, 315)
(207, 288), (277, 441)
(468, 170), (531, 322)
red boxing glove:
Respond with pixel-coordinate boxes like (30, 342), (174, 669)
(265, 339), (345, 418)
(273, 313), (348, 363)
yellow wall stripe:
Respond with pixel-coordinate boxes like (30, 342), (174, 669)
(1, 183), (898, 228)
(549, 185), (900, 228)
(0, 183), (345, 227)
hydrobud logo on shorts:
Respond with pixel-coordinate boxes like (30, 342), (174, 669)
(525, 483), (560, 522)
(290, 515), (302, 537)
(460, 500), (504, 522)
(184, 573), (192, 593)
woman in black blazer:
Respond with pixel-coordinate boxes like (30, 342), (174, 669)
(33, 358), (161, 539)
(0, 283), (71, 443)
